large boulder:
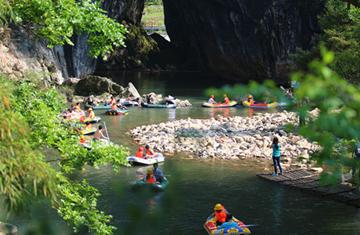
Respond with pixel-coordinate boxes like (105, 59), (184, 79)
(74, 75), (124, 96)
(122, 82), (142, 99)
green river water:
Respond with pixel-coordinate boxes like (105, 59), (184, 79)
(14, 72), (360, 234)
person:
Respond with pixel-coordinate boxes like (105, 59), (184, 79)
(214, 203), (227, 226)
(208, 95), (216, 104)
(217, 214), (240, 232)
(145, 144), (154, 156)
(153, 163), (164, 183)
(79, 134), (86, 144)
(75, 102), (82, 112)
(87, 108), (95, 119)
(135, 146), (145, 158)
(145, 168), (156, 184)
(109, 96), (116, 105)
(94, 125), (107, 141)
(111, 102), (118, 111)
(223, 95), (230, 104)
(247, 95), (255, 105)
(165, 95), (176, 105)
(352, 142), (360, 177)
(272, 137), (283, 176)
(85, 122), (92, 130)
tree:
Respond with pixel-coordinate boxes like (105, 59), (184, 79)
(0, 75), (129, 234)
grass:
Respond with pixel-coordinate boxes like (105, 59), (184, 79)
(142, 3), (164, 27)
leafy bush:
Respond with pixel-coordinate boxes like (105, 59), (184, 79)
(1, 75), (129, 234)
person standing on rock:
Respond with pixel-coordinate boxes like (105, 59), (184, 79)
(272, 137), (283, 176)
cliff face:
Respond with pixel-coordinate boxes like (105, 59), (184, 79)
(64, 0), (145, 78)
(163, 0), (324, 81)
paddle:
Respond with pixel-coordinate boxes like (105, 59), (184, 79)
(103, 121), (111, 141)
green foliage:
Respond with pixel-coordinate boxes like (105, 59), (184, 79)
(0, 0), (14, 25)
(292, 47), (360, 182)
(293, 0), (360, 82)
(57, 178), (114, 235)
(11, 0), (127, 58)
(1, 75), (129, 234)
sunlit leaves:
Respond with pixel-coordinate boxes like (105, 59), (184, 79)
(12, 0), (127, 58)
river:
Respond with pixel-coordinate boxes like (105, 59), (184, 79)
(14, 72), (360, 234)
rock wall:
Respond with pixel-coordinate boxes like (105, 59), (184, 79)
(163, 0), (324, 81)
(0, 27), (66, 84)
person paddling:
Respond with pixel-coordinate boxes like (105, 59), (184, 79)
(145, 168), (156, 184)
(135, 146), (145, 158)
(208, 95), (216, 104)
(217, 213), (241, 232)
(87, 108), (95, 119)
(214, 203), (228, 226)
(247, 95), (255, 105)
(153, 163), (164, 183)
(272, 137), (283, 176)
(94, 125), (107, 141)
(223, 95), (230, 104)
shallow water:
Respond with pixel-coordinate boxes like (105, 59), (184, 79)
(12, 72), (360, 234)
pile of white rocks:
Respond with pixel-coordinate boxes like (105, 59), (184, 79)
(130, 111), (318, 165)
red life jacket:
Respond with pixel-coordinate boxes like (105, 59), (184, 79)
(135, 150), (143, 158)
(146, 149), (153, 156)
(215, 210), (227, 223)
(224, 97), (230, 104)
(146, 175), (156, 184)
(79, 116), (85, 123)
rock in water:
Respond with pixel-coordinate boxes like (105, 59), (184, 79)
(123, 82), (142, 99)
(74, 75), (124, 96)
(163, 0), (324, 80)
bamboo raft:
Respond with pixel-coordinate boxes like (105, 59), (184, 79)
(257, 169), (360, 207)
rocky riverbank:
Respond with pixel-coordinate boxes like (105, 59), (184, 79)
(130, 111), (318, 168)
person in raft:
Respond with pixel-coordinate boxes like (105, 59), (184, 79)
(74, 102), (82, 112)
(153, 162), (164, 183)
(94, 125), (107, 141)
(108, 96), (116, 105)
(87, 108), (95, 119)
(247, 94), (255, 105)
(145, 168), (156, 184)
(135, 146), (145, 158)
(111, 102), (118, 111)
(214, 203), (228, 226)
(208, 95), (216, 104)
(145, 144), (157, 157)
(84, 122), (92, 130)
(217, 213), (241, 232)
(272, 137), (283, 176)
(223, 94), (230, 104)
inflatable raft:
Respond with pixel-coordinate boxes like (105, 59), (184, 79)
(204, 214), (251, 235)
(202, 101), (238, 108)
(142, 103), (176, 109)
(127, 153), (165, 165)
(132, 177), (169, 192)
(91, 104), (112, 110)
(242, 100), (280, 109)
(83, 127), (97, 136)
(105, 109), (128, 116)
(81, 116), (101, 124)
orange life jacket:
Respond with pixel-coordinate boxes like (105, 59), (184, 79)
(135, 150), (143, 158)
(79, 116), (85, 123)
(111, 104), (117, 111)
(146, 175), (156, 184)
(80, 137), (86, 144)
(215, 210), (227, 223)
(224, 97), (230, 104)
